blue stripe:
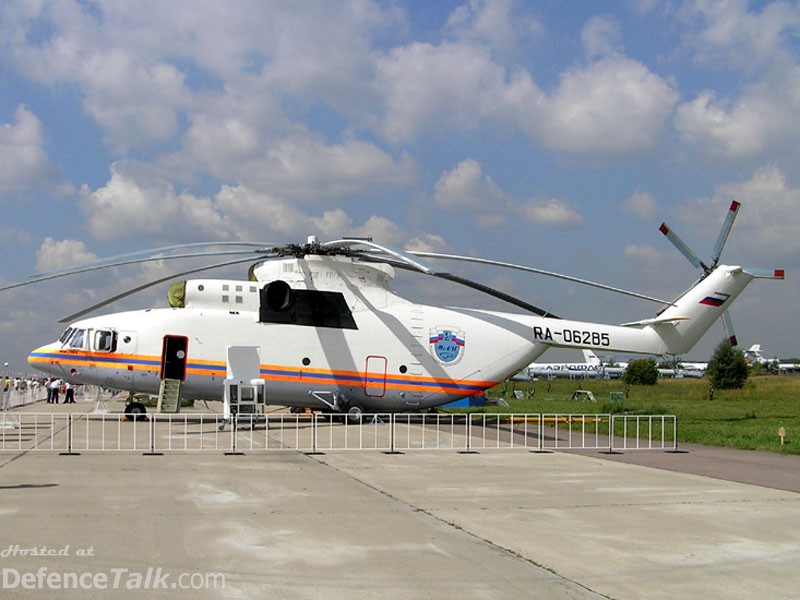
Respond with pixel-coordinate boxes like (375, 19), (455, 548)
(30, 352), (487, 393)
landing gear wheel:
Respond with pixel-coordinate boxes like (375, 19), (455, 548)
(345, 403), (364, 424)
(124, 402), (148, 422)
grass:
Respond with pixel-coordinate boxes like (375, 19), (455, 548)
(456, 374), (800, 455)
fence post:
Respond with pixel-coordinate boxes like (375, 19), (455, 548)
(383, 413), (403, 454)
(143, 414), (163, 456)
(304, 413), (325, 455)
(225, 416), (244, 455)
(459, 413), (478, 454)
(59, 413), (80, 456)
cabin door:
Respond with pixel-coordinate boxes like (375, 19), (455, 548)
(364, 355), (387, 398)
(161, 335), (189, 381)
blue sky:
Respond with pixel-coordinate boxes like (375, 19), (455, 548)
(1, 0), (799, 372)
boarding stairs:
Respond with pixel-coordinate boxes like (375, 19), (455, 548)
(157, 378), (182, 413)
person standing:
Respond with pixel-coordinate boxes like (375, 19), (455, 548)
(64, 381), (75, 404)
(49, 378), (61, 404)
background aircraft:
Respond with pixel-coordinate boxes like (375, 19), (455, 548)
(516, 349), (603, 380)
(744, 344), (799, 372)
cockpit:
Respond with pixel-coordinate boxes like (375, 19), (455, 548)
(58, 327), (117, 352)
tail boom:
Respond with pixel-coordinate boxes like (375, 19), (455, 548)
(527, 265), (772, 357)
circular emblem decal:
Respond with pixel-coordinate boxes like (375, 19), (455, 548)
(429, 328), (465, 365)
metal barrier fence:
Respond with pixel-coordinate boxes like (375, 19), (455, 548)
(2, 386), (49, 409)
(0, 412), (677, 454)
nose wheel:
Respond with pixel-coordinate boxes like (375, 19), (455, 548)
(124, 401), (148, 421)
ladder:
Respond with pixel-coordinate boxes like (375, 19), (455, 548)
(157, 378), (182, 413)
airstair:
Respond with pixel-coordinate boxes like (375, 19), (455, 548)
(157, 378), (182, 413)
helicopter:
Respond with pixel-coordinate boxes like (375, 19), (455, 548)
(15, 201), (782, 421)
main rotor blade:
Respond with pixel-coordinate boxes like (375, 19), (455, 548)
(659, 223), (707, 272)
(710, 200), (740, 268)
(0, 242), (274, 292)
(30, 241), (273, 279)
(434, 272), (559, 318)
(372, 256), (559, 317)
(324, 239), (437, 275)
(58, 255), (262, 323)
(407, 251), (672, 305)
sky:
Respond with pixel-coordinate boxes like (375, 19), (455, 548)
(1, 0), (799, 374)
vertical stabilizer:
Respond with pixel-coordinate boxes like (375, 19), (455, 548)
(582, 349), (601, 366)
(651, 266), (754, 355)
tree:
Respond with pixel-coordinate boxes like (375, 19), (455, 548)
(706, 340), (749, 389)
(623, 358), (659, 385)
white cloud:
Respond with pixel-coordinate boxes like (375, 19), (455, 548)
(623, 242), (664, 268)
(79, 164), (229, 242)
(81, 51), (190, 152)
(433, 159), (583, 229)
(623, 190), (660, 220)
(35, 238), (98, 272)
(0, 105), (72, 195)
(521, 198), (583, 227)
(2, 4), (193, 153)
(675, 73), (800, 160)
(212, 184), (413, 247)
(582, 15), (624, 61)
(683, 0), (800, 72)
(405, 233), (449, 253)
(535, 57), (679, 155)
(668, 166), (799, 275)
(241, 136), (418, 201)
(1, 1), (399, 155)
(700, 166), (800, 265)
(76, 166), (422, 268)
(376, 41), (521, 142)
(433, 159), (513, 227)
(446, 0), (543, 55)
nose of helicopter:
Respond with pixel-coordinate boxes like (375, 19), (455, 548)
(28, 342), (60, 376)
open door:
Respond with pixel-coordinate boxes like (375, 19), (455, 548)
(160, 335), (188, 382)
(364, 355), (387, 398)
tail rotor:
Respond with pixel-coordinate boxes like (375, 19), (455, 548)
(659, 201), (742, 345)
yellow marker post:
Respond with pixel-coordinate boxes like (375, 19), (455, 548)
(779, 426), (786, 445)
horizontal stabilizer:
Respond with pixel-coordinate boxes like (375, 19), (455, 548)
(620, 315), (690, 328)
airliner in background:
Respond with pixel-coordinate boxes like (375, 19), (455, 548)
(744, 344), (799, 372)
(515, 350), (704, 380)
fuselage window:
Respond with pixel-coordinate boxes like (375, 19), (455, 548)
(67, 329), (86, 350)
(94, 330), (117, 353)
(58, 327), (74, 344)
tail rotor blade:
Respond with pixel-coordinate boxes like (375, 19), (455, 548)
(659, 223), (707, 271)
(721, 310), (737, 347)
(710, 200), (741, 267)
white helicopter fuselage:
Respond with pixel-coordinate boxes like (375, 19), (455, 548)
(27, 254), (769, 413)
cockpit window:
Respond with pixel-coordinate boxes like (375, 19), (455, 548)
(94, 330), (117, 353)
(58, 327), (74, 344)
(66, 329), (86, 350)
